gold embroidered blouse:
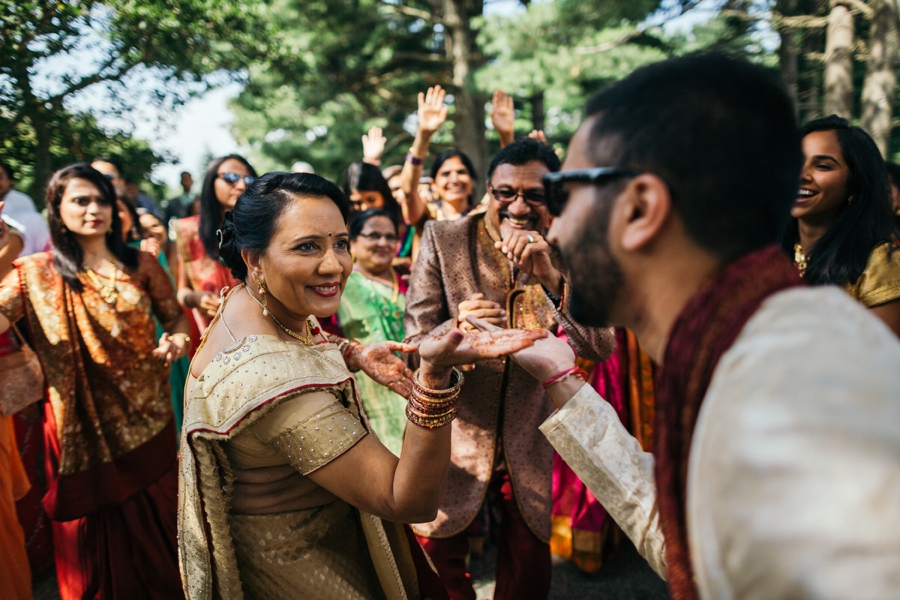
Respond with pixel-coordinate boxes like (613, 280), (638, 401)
(843, 243), (900, 308)
(179, 336), (426, 600)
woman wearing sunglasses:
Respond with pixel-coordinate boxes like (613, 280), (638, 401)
(172, 154), (258, 328)
(336, 209), (410, 455)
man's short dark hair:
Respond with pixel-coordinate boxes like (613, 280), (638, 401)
(487, 138), (561, 183)
(91, 156), (123, 176)
(0, 160), (14, 181)
(585, 52), (802, 261)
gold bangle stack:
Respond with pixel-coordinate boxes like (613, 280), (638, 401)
(406, 368), (464, 429)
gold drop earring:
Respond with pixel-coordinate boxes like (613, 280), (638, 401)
(256, 276), (269, 316)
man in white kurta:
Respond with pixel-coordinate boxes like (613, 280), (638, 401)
(469, 53), (900, 600)
(538, 286), (900, 599)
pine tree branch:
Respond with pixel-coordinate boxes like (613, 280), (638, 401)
(573, 31), (643, 55)
(380, 2), (441, 24)
(833, 0), (873, 18)
(47, 59), (137, 105)
(770, 11), (830, 29)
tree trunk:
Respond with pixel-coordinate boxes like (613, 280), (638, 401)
(776, 0), (799, 117)
(823, 2), (855, 118)
(16, 67), (52, 209)
(442, 0), (488, 198)
(531, 90), (545, 132)
(28, 109), (52, 210)
(860, 0), (899, 157)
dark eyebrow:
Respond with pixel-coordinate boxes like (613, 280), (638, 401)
(812, 154), (840, 164)
(290, 232), (349, 244)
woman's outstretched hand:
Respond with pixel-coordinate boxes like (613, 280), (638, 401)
(349, 341), (417, 399)
(418, 326), (548, 373)
(465, 316), (576, 382)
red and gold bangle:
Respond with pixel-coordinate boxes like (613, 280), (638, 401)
(406, 403), (457, 420)
(337, 338), (362, 370)
(406, 404), (458, 429)
(412, 368), (464, 400)
(408, 394), (458, 414)
(541, 366), (588, 389)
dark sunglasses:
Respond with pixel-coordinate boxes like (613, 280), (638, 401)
(490, 187), (547, 207)
(543, 168), (640, 217)
(218, 172), (256, 186)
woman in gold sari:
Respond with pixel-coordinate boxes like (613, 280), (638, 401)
(179, 172), (545, 600)
(0, 163), (191, 599)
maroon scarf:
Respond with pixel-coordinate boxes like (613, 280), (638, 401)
(653, 245), (804, 599)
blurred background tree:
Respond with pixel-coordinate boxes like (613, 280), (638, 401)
(2, 0), (899, 197)
(0, 0), (268, 205)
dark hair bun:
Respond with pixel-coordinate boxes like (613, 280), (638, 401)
(217, 211), (244, 278)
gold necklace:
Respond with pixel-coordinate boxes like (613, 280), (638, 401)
(793, 243), (809, 277)
(245, 284), (313, 345)
(82, 260), (119, 306)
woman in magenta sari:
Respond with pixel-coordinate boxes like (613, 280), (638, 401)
(550, 329), (656, 574)
(0, 163), (190, 599)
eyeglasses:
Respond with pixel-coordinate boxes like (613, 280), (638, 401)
(357, 232), (399, 243)
(218, 172), (256, 186)
(543, 168), (640, 217)
(489, 187), (547, 207)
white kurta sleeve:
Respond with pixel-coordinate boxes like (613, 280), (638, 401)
(539, 384), (667, 578)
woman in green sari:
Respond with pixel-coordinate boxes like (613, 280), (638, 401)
(339, 209), (409, 454)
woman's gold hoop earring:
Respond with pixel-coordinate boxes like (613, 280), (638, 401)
(256, 277), (269, 316)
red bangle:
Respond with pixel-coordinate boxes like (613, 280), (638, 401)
(541, 366), (588, 389)
(406, 152), (425, 166)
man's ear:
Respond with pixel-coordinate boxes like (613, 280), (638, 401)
(618, 174), (672, 252)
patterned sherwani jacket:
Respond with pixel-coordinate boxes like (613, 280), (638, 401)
(404, 213), (615, 542)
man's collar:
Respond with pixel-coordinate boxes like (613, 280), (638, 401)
(484, 213), (503, 243)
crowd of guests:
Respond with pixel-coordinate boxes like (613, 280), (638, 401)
(0, 51), (899, 600)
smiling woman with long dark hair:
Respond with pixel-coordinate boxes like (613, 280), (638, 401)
(782, 115), (900, 336)
(171, 154), (257, 328)
(0, 162), (190, 599)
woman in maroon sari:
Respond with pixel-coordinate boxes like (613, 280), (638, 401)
(0, 163), (190, 599)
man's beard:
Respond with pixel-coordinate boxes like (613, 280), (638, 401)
(561, 201), (624, 328)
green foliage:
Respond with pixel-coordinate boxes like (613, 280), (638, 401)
(233, 0), (674, 177)
(230, 0), (444, 181)
(0, 108), (166, 203)
(476, 0), (668, 149)
(0, 0), (270, 201)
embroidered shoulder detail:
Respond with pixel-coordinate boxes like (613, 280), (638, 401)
(185, 336), (357, 435)
(267, 402), (366, 475)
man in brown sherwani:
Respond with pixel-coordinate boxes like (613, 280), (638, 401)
(404, 138), (615, 600)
